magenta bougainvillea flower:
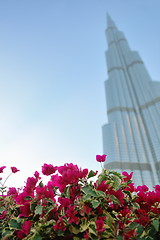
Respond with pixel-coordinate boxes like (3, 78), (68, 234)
(134, 209), (150, 226)
(124, 183), (135, 192)
(122, 171), (133, 182)
(17, 220), (32, 239)
(154, 185), (160, 192)
(53, 216), (66, 231)
(11, 167), (20, 173)
(42, 163), (56, 176)
(96, 154), (106, 162)
(34, 171), (41, 181)
(25, 176), (38, 192)
(0, 166), (6, 173)
(96, 180), (109, 192)
(136, 185), (149, 192)
(19, 203), (31, 217)
(96, 216), (106, 232)
(0, 161), (160, 239)
(7, 187), (18, 197)
(66, 205), (80, 224)
(58, 163), (88, 185)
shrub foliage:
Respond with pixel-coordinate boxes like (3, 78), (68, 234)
(0, 159), (160, 239)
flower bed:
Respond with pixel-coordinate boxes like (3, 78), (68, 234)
(0, 155), (160, 239)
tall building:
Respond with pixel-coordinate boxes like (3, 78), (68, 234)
(102, 15), (160, 187)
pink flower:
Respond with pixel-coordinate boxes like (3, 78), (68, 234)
(119, 207), (131, 217)
(17, 220), (32, 239)
(0, 166), (6, 173)
(136, 185), (149, 192)
(11, 167), (20, 173)
(66, 206), (79, 224)
(109, 188), (124, 205)
(84, 231), (89, 239)
(36, 185), (55, 200)
(84, 205), (92, 215)
(124, 183), (135, 192)
(134, 209), (150, 226)
(7, 187), (18, 197)
(34, 171), (41, 179)
(154, 185), (160, 192)
(96, 154), (106, 162)
(53, 217), (66, 231)
(22, 220), (32, 234)
(122, 171), (133, 182)
(96, 180), (109, 192)
(96, 217), (106, 232)
(123, 229), (137, 240)
(136, 190), (147, 204)
(15, 192), (29, 204)
(51, 174), (65, 192)
(58, 163), (88, 186)
(42, 163), (56, 176)
(19, 203), (31, 217)
(58, 197), (71, 209)
(0, 210), (6, 219)
(25, 177), (37, 191)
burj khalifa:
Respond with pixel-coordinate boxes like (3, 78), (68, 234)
(103, 15), (160, 187)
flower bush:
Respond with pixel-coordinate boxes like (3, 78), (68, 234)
(0, 157), (160, 240)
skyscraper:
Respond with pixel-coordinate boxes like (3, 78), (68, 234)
(102, 15), (160, 187)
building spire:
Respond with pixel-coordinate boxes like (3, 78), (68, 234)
(103, 15), (160, 187)
(107, 13), (117, 29)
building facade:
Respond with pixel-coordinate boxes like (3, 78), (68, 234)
(102, 15), (160, 187)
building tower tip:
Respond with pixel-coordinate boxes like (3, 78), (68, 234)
(106, 13), (116, 28)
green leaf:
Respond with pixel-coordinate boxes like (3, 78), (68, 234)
(30, 201), (38, 211)
(110, 195), (120, 205)
(136, 225), (144, 236)
(69, 225), (80, 234)
(35, 205), (43, 215)
(111, 175), (121, 189)
(96, 190), (106, 197)
(89, 224), (97, 236)
(83, 194), (92, 201)
(104, 212), (114, 231)
(57, 230), (65, 236)
(88, 170), (97, 179)
(152, 219), (159, 232)
(80, 223), (88, 232)
(132, 202), (139, 210)
(97, 174), (108, 184)
(110, 171), (122, 179)
(45, 206), (54, 215)
(25, 196), (32, 200)
(82, 185), (92, 194)
(101, 230), (114, 239)
(2, 229), (13, 239)
(29, 233), (43, 240)
(116, 235), (123, 240)
(39, 181), (44, 187)
(65, 186), (70, 199)
(90, 235), (99, 240)
(82, 186), (98, 198)
(0, 206), (5, 214)
(91, 200), (100, 209)
(42, 219), (55, 228)
(129, 222), (139, 230)
(9, 219), (21, 230)
(123, 190), (132, 199)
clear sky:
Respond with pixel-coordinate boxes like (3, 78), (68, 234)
(1, 0), (160, 187)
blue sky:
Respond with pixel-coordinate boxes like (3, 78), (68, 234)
(1, 0), (160, 187)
